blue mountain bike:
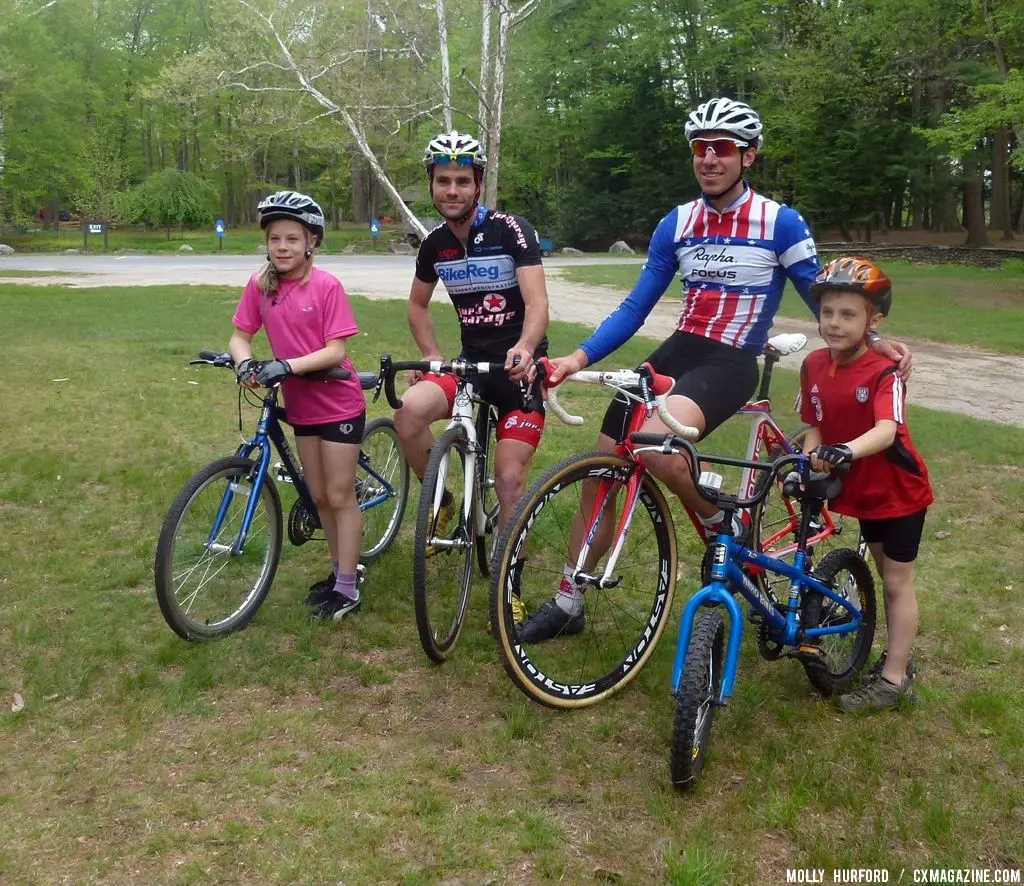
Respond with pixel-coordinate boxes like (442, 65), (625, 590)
(629, 432), (877, 790)
(154, 351), (409, 640)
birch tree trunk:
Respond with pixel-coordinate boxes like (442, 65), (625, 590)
(483, 0), (510, 208)
(478, 0), (492, 144)
(436, 0), (452, 131)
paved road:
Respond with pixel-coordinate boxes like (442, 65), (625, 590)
(3, 253), (1022, 427)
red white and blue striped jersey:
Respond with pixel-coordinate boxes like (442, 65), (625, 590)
(580, 186), (820, 363)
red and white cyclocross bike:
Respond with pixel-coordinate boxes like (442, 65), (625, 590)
(488, 332), (863, 710)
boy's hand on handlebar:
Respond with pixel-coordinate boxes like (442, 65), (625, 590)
(544, 353), (586, 387)
(255, 359), (293, 387)
(812, 443), (853, 470)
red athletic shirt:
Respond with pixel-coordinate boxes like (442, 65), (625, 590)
(798, 348), (933, 520)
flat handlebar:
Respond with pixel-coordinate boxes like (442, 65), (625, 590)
(191, 351), (350, 382)
(629, 432), (848, 510)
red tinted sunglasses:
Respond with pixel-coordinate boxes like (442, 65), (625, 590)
(689, 138), (750, 159)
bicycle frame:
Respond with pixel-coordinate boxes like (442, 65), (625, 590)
(737, 403), (838, 559)
(425, 377), (491, 552)
(670, 531), (865, 702)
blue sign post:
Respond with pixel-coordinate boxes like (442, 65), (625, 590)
(370, 218), (380, 239)
(215, 218), (225, 251)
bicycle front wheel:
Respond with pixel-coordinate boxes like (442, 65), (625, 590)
(413, 425), (475, 663)
(358, 417), (410, 562)
(670, 609), (725, 790)
(490, 452), (677, 709)
(154, 456), (283, 640)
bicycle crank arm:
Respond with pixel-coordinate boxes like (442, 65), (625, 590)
(576, 571), (622, 590)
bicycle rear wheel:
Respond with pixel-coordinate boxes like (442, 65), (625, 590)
(474, 405), (500, 576)
(490, 452), (676, 709)
(413, 425), (475, 662)
(802, 548), (876, 696)
(670, 609), (725, 790)
(358, 417), (410, 562)
(154, 456), (283, 640)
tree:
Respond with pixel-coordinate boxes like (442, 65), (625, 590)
(119, 168), (218, 238)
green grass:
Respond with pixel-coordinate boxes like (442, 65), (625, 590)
(1, 283), (1022, 883)
(2, 222), (416, 255)
(557, 260), (1024, 354)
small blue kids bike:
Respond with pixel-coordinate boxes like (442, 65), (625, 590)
(630, 432), (877, 790)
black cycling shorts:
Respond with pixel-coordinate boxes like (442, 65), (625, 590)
(859, 508), (927, 563)
(599, 331), (759, 443)
(292, 412), (366, 445)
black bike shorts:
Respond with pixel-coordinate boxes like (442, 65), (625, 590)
(292, 412), (366, 445)
(859, 508), (927, 563)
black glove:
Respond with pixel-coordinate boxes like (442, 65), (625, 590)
(814, 443), (853, 467)
(255, 359), (293, 387)
(235, 358), (257, 384)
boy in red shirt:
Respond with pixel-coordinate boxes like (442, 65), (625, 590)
(798, 257), (933, 712)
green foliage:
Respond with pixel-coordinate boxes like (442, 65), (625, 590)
(119, 169), (219, 237)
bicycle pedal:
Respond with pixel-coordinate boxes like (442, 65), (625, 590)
(274, 462), (294, 484)
(788, 645), (826, 666)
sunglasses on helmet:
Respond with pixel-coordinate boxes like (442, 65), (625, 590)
(689, 138), (751, 159)
(429, 152), (477, 167)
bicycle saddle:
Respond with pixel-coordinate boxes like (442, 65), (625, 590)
(764, 332), (807, 356)
(358, 371), (378, 391)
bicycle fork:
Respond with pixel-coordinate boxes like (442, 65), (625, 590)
(208, 440), (272, 555)
(572, 467), (644, 590)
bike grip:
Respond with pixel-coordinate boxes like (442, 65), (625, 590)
(546, 386), (583, 426)
(655, 398), (700, 440)
(325, 368), (351, 380)
(630, 432), (676, 447)
(198, 350), (230, 363)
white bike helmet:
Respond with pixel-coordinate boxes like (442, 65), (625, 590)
(423, 131), (488, 171)
(685, 98), (764, 149)
(257, 190), (326, 246)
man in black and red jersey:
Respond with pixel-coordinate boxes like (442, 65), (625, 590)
(394, 131), (550, 618)
(796, 257), (932, 713)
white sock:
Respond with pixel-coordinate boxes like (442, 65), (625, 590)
(557, 564), (585, 616)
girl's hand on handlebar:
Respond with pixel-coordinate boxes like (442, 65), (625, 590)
(235, 358), (260, 390)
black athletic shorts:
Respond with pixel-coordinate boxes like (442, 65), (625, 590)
(292, 412), (366, 445)
(599, 331), (759, 443)
(859, 508), (927, 563)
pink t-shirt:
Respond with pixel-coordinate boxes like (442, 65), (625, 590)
(232, 266), (364, 425)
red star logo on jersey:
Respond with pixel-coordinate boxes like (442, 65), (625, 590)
(483, 294), (506, 313)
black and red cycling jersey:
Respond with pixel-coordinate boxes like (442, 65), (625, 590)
(414, 205), (549, 361)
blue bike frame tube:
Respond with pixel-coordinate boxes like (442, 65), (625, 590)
(356, 452), (393, 512)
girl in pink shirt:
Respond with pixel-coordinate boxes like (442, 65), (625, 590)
(228, 191), (365, 621)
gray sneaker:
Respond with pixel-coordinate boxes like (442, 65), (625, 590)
(837, 672), (915, 713)
(868, 649), (918, 680)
